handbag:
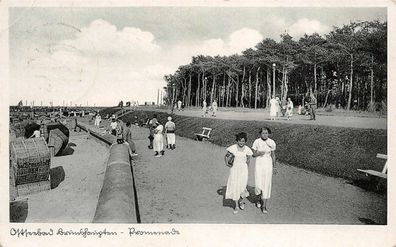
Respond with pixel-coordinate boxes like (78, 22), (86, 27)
(225, 152), (235, 167)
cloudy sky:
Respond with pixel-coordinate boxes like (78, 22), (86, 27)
(9, 7), (386, 106)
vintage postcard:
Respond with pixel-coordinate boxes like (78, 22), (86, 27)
(1, 0), (395, 246)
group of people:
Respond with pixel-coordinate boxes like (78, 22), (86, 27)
(224, 128), (276, 214)
(94, 113), (102, 126)
(202, 100), (218, 117)
(269, 93), (317, 121)
(147, 114), (177, 157)
(269, 96), (294, 121)
(109, 117), (138, 157)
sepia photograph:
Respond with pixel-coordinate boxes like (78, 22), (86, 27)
(1, 1), (395, 246)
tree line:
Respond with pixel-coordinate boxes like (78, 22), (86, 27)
(164, 20), (386, 111)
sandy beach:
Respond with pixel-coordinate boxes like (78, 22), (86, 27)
(11, 128), (109, 223)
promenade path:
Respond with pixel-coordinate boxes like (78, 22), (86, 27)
(130, 124), (386, 224)
(152, 107), (386, 129)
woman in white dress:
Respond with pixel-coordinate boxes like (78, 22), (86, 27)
(286, 97), (294, 120)
(269, 96), (278, 120)
(224, 132), (253, 214)
(153, 122), (165, 157)
(252, 127), (276, 213)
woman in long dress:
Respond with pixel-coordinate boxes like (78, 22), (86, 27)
(252, 127), (276, 213)
(286, 97), (294, 120)
(269, 96), (278, 120)
(224, 132), (253, 214)
(153, 122), (165, 157)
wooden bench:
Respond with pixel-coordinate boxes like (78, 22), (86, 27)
(357, 153), (387, 179)
(195, 127), (212, 141)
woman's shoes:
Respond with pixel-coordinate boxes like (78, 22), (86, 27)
(255, 202), (261, 209)
(238, 201), (245, 210)
(261, 207), (268, 214)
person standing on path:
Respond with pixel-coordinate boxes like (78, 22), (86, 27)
(202, 100), (207, 117)
(123, 121), (138, 157)
(165, 116), (176, 150)
(309, 93), (317, 120)
(252, 127), (276, 214)
(286, 98), (294, 120)
(269, 96), (278, 120)
(148, 114), (158, 149)
(109, 118), (118, 136)
(224, 132), (253, 214)
(211, 100), (218, 117)
(153, 122), (165, 157)
(276, 97), (282, 118)
(177, 100), (182, 111)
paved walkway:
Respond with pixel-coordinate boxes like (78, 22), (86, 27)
(130, 125), (386, 224)
(151, 108), (386, 129)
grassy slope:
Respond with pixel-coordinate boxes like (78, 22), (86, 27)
(101, 108), (387, 181)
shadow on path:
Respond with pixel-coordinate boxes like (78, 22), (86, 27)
(10, 199), (28, 223)
(50, 166), (65, 189)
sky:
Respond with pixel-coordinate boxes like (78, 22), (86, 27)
(9, 7), (386, 106)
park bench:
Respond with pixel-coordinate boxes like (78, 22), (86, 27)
(195, 127), (212, 141)
(357, 153), (387, 179)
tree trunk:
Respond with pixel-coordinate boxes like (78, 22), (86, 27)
(266, 67), (271, 108)
(196, 73), (201, 107)
(254, 67), (260, 109)
(248, 71), (252, 108)
(187, 73), (192, 107)
(241, 83), (245, 108)
(347, 54), (353, 110)
(201, 72), (205, 103)
(235, 75), (239, 107)
(370, 55), (374, 110)
(222, 73), (226, 107)
(314, 53), (317, 94)
(182, 78), (187, 106)
(226, 75), (231, 107)
(210, 74), (216, 104)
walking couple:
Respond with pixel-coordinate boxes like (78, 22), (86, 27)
(224, 128), (276, 214)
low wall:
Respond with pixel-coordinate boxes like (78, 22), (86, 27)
(77, 121), (138, 223)
(93, 144), (137, 223)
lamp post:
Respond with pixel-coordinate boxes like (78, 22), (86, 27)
(272, 63), (276, 98)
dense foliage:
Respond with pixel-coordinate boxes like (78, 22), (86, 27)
(164, 21), (387, 112)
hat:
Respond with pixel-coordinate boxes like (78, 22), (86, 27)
(168, 116), (172, 121)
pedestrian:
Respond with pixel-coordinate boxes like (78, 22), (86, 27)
(164, 116), (176, 150)
(309, 93), (317, 120)
(269, 96), (277, 120)
(110, 118), (118, 136)
(115, 118), (123, 138)
(153, 121), (165, 157)
(148, 114), (158, 149)
(211, 100), (218, 117)
(224, 132), (253, 214)
(123, 121), (138, 157)
(252, 127), (276, 214)
(97, 114), (102, 126)
(276, 97), (282, 118)
(177, 100), (182, 111)
(286, 98), (294, 120)
(202, 100), (207, 117)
